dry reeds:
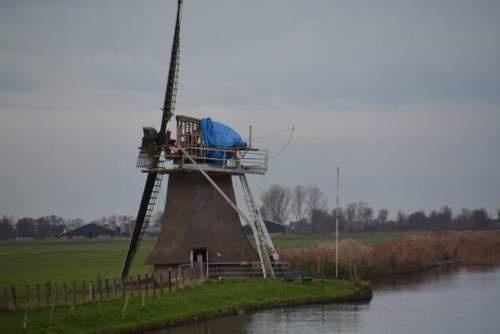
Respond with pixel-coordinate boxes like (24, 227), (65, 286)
(280, 231), (500, 279)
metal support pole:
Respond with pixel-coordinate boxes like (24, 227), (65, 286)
(335, 166), (340, 279)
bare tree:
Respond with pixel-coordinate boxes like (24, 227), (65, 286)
(396, 210), (407, 229)
(344, 202), (373, 231)
(260, 184), (291, 224)
(16, 217), (35, 238)
(291, 185), (308, 222)
(359, 202), (373, 226)
(0, 216), (15, 240)
(375, 209), (389, 225)
(305, 186), (326, 218)
(345, 203), (356, 230)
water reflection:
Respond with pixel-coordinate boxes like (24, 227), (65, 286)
(151, 267), (500, 334)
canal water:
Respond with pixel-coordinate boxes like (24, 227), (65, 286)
(151, 267), (500, 334)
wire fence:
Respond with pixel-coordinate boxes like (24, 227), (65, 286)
(0, 265), (204, 313)
(0, 262), (291, 313)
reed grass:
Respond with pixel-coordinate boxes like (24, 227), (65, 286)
(280, 231), (500, 279)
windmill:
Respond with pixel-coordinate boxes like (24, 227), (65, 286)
(121, 0), (280, 279)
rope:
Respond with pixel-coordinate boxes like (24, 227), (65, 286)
(270, 126), (294, 159)
(252, 127), (294, 141)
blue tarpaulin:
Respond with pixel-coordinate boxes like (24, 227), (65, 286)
(200, 118), (247, 163)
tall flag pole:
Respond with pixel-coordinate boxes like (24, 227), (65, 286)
(335, 166), (340, 279)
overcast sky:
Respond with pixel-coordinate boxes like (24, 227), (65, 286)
(1, 0), (499, 221)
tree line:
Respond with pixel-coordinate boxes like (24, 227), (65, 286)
(0, 215), (136, 240)
(259, 184), (500, 233)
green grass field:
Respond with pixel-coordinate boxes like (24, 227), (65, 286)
(0, 233), (406, 287)
(0, 238), (155, 287)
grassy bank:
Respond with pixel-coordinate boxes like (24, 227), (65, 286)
(281, 231), (500, 279)
(0, 279), (371, 334)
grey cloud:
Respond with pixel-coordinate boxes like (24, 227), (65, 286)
(0, 0), (499, 219)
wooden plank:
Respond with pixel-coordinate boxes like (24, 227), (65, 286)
(176, 114), (201, 123)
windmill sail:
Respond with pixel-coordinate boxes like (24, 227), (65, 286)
(121, 0), (183, 279)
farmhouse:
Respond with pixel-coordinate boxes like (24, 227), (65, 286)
(59, 223), (116, 239)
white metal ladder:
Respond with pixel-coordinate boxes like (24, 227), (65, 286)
(238, 175), (279, 278)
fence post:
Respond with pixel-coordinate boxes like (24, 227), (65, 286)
(121, 278), (126, 300)
(98, 278), (103, 303)
(105, 279), (109, 300)
(81, 281), (85, 303)
(159, 273), (164, 296)
(145, 274), (149, 297)
(36, 284), (40, 309)
(168, 271), (172, 294)
(152, 274), (156, 298)
(137, 274), (141, 294)
(129, 276), (134, 297)
(72, 282), (76, 309)
(25, 285), (30, 308)
(88, 281), (93, 302)
(112, 279), (117, 298)
(53, 282), (58, 306)
(23, 302), (29, 329)
(121, 296), (129, 319)
(49, 302), (56, 325)
(10, 286), (17, 311)
(63, 283), (68, 306)
(46, 282), (51, 307)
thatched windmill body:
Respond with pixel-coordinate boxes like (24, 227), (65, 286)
(122, 0), (279, 279)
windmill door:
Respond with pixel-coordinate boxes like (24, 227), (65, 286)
(191, 248), (208, 267)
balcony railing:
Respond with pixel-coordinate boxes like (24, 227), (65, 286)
(164, 146), (269, 175)
(178, 261), (289, 279)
